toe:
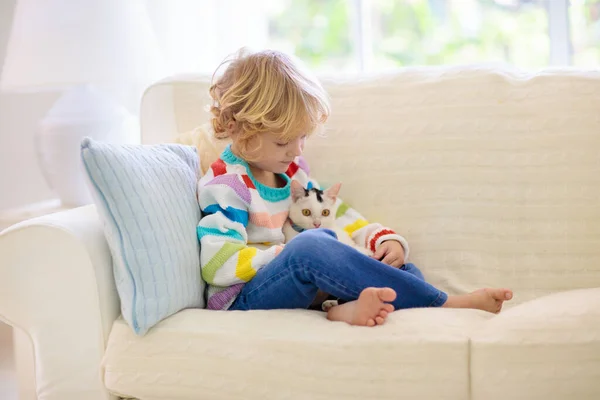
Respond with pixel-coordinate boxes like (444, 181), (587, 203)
(496, 302), (504, 313)
(383, 303), (395, 313)
(487, 288), (513, 301)
(377, 287), (397, 303)
(367, 318), (376, 327)
(379, 310), (388, 319)
(375, 316), (385, 325)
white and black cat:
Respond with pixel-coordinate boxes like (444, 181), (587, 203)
(283, 180), (371, 311)
(283, 180), (371, 255)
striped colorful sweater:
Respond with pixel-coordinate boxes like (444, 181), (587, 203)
(197, 145), (409, 310)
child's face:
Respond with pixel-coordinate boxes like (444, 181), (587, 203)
(243, 133), (306, 174)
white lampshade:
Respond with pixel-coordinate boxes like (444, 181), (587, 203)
(0, 0), (166, 91)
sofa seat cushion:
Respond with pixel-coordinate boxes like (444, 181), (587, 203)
(102, 307), (492, 400)
(470, 288), (600, 400)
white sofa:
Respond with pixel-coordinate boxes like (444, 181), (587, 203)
(2, 67), (600, 400)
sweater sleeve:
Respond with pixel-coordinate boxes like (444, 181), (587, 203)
(197, 174), (283, 287)
(334, 199), (410, 261)
(289, 157), (410, 261)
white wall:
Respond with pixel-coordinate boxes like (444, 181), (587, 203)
(0, 0), (56, 211)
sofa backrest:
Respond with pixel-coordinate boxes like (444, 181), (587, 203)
(141, 67), (600, 305)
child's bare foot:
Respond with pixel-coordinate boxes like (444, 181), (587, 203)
(327, 287), (396, 326)
(443, 288), (513, 313)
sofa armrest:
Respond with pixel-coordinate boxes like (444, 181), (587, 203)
(0, 205), (119, 400)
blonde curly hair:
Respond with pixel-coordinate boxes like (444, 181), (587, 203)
(209, 49), (330, 159)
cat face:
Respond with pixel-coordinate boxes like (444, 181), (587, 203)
(288, 180), (341, 230)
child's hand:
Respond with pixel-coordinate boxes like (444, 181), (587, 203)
(371, 240), (405, 268)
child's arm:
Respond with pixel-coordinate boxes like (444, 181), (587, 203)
(289, 158), (409, 261)
(334, 200), (410, 262)
(197, 175), (283, 287)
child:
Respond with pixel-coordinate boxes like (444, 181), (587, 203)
(197, 49), (513, 327)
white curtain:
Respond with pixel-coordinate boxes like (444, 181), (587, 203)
(145, 0), (269, 76)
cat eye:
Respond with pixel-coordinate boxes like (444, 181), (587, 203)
(302, 209), (311, 216)
(322, 209), (330, 217)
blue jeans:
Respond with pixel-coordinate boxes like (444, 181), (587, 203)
(230, 229), (447, 311)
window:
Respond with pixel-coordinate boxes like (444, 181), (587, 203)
(147, 0), (598, 75)
(370, 0), (548, 69)
(570, 0), (600, 66)
(264, 0), (599, 73)
(266, 1), (357, 72)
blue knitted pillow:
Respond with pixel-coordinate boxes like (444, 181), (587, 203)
(81, 138), (204, 335)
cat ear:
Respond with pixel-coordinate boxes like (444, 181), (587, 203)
(324, 182), (342, 201)
(291, 180), (306, 201)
